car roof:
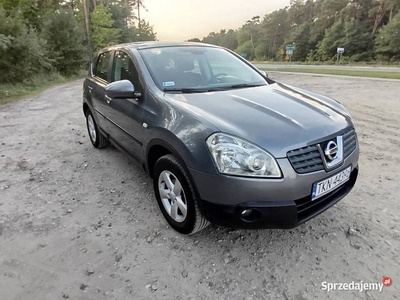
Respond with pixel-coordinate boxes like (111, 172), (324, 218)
(99, 41), (221, 52)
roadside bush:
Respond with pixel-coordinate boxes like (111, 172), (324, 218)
(0, 9), (52, 83)
(41, 9), (87, 76)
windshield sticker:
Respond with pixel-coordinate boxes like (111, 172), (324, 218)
(162, 81), (175, 87)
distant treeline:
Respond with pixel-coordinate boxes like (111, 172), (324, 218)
(188, 0), (400, 63)
(0, 0), (156, 83)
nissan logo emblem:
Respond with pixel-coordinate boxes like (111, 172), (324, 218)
(324, 141), (338, 161)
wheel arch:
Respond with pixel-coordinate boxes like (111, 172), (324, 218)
(83, 102), (90, 116)
(146, 139), (186, 178)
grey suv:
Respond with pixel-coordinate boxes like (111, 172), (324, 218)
(83, 42), (359, 234)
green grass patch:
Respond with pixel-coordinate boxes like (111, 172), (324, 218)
(251, 60), (400, 67)
(262, 68), (400, 80)
(0, 70), (86, 105)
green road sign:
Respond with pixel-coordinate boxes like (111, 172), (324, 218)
(286, 45), (296, 51)
(240, 52), (248, 58)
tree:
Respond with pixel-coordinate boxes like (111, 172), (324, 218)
(237, 16), (261, 59)
(316, 21), (345, 61)
(41, 9), (87, 75)
(90, 4), (121, 52)
(0, 34), (12, 50)
(108, 1), (131, 43)
(340, 19), (374, 61)
(200, 29), (237, 50)
(187, 38), (201, 42)
(0, 9), (52, 83)
(134, 19), (156, 41)
(0, 0), (41, 28)
(81, 0), (93, 58)
(284, 22), (312, 61)
(375, 11), (400, 60)
(258, 9), (290, 59)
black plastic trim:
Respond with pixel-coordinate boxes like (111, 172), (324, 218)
(201, 166), (359, 229)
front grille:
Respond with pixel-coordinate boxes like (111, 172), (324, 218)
(287, 145), (324, 174)
(287, 129), (357, 174)
(343, 130), (357, 158)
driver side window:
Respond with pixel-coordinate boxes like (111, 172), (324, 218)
(94, 51), (111, 81)
(113, 51), (143, 91)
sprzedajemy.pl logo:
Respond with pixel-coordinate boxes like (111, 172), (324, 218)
(321, 277), (392, 293)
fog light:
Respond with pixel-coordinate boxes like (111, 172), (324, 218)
(241, 209), (253, 218)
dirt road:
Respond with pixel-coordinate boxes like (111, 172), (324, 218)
(1, 74), (399, 300)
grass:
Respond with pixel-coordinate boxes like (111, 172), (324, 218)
(0, 70), (87, 105)
(251, 60), (400, 67)
(262, 67), (400, 80)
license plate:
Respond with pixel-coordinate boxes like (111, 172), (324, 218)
(311, 166), (351, 200)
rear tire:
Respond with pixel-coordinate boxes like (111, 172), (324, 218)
(85, 110), (109, 149)
(153, 154), (209, 234)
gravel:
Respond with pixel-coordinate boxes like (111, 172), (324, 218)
(0, 74), (399, 299)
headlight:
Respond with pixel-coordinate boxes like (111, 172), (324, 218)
(206, 133), (281, 178)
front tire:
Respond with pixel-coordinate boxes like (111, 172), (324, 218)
(85, 110), (109, 149)
(153, 154), (209, 234)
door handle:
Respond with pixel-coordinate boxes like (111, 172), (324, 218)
(87, 86), (93, 91)
(105, 95), (112, 104)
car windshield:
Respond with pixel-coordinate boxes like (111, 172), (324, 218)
(139, 46), (267, 93)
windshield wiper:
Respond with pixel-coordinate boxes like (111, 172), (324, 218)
(163, 84), (264, 93)
(163, 88), (218, 93)
(226, 83), (264, 89)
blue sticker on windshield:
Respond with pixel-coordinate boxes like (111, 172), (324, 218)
(162, 81), (175, 87)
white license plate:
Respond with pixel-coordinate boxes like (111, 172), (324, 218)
(311, 166), (351, 200)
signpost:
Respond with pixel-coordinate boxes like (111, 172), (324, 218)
(285, 45), (296, 66)
(286, 45), (296, 51)
(336, 47), (345, 65)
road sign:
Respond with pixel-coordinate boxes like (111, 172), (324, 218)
(285, 54), (290, 60)
(286, 45), (296, 51)
(286, 49), (294, 55)
(280, 49), (284, 55)
(240, 52), (248, 58)
(336, 47), (344, 65)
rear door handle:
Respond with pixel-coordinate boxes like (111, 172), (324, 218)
(105, 95), (112, 104)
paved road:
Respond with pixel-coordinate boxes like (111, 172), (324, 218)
(253, 63), (400, 72)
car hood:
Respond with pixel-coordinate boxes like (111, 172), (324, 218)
(164, 82), (353, 158)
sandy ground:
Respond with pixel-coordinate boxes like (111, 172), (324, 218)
(0, 74), (399, 300)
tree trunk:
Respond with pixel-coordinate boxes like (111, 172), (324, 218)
(82, 0), (93, 59)
(138, 1), (141, 29)
(372, 1), (389, 35)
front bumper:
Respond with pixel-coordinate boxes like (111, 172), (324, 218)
(200, 166), (358, 229)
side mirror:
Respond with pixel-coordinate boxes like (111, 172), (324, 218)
(259, 69), (268, 78)
(105, 80), (135, 99)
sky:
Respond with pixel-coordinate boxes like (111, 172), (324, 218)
(141, 0), (291, 42)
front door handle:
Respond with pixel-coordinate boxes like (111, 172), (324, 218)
(105, 95), (112, 104)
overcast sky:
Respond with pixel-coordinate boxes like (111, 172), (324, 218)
(141, 0), (291, 41)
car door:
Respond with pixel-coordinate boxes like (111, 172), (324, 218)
(105, 50), (146, 161)
(86, 50), (113, 134)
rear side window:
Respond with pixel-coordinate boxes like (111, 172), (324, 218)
(94, 52), (111, 81)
